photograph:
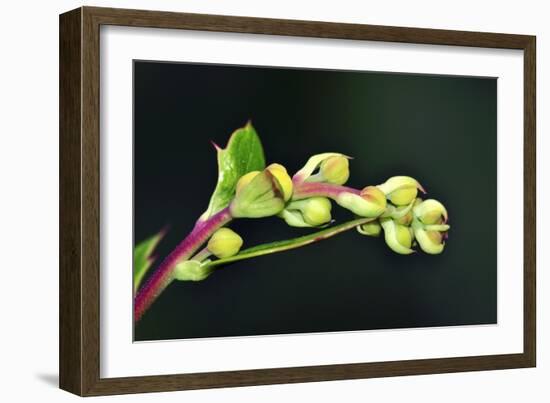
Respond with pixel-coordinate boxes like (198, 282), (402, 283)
(55, 4), (536, 397)
(132, 61), (497, 342)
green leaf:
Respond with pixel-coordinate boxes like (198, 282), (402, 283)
(133, 229), (166, 293)
(200, 122), (266, 220)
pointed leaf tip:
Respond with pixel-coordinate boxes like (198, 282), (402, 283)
(133, 228), (167, 293)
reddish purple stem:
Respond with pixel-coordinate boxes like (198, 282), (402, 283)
(292, 181), (361, 200)
(134, 207), (232, 322)
(134, 182), (361, 322)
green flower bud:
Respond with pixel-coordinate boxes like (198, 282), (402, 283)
(266, 163), (293, 201)
(336, 186), (387, 218)
(414, 228), (445, 255)
(319, 156), (350, 185)
(299, 197), (332, 226)
(380, 218), (414, 255)
(280, 197), (332, 227)
(411, 199), (449, 254)
(357, 220), (382, 237)
(377, 176), (425, 206)
(236, 171), (260, 194)
(413, 199), (448, 224)
(207, 227), (243, 258)
(230, 170), (286, 218)
(293, 152), (350, 183)
(174, 260), (213, 282)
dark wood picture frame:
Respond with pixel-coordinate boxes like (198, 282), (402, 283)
(59, 6), (536, 396)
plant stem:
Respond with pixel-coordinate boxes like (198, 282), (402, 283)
(134, 207), (232, 322)
(292, 182), (360, 200)
(203, 217), (374, 270)
(191, 247), (212, 262)
(135, 183), (366, 322)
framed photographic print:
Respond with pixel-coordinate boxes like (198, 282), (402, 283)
(59, 6), (536, 396)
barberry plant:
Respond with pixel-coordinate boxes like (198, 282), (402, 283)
(134, 122), (450, 322)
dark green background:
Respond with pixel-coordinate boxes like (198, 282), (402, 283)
(133, 61), (497, 341)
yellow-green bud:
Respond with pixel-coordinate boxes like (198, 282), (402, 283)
(361, 186), (387, 207)
(293, 152), (349, 183)
(413, 199), (448, 224)
(357, 220), (382, 237)
(207, 227), (243, 258)
(336, 186), (387, 218)
(280, 197), (332, 227)
(414, 228), (445, 255)
(319, 156), (350, 185)
(302, 197), (332, 225)
(380, 218), (414, 255)
(266, 163), (293, 201)
(411, 199), (449, 254)
(230, 170), (286, 218)
(174, 260), (212, 282)
(377, 176), (425, 206)
(236, 171), (260, 194)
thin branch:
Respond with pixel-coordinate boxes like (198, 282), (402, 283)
(203, 216), (375, 270)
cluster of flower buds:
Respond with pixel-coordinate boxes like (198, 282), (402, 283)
(135, 128), (452, 323)
(228, 154), (449, 257)
(357, 176), (450, 255)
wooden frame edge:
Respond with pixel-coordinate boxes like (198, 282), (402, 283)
(59, 7), (83, 396)
(523, 36), (536, 368)
(59, 6), (537, 396)
(82, 353), (532, 396)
